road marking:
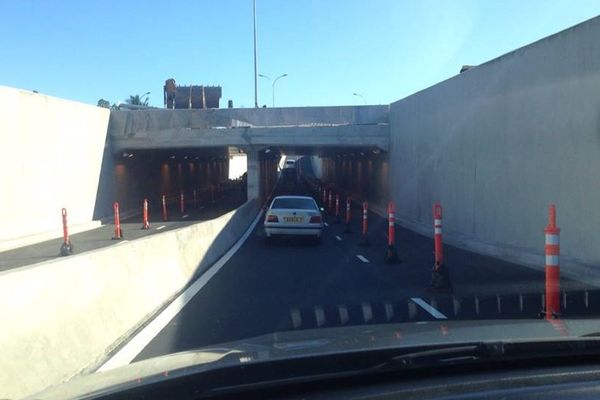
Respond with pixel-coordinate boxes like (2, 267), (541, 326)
(338, 305), (349, 325)
(361, 302), (372, 322)
(324, 222), (329, 227)
(356, 255), (369, 263)
(290, 308), (302, 329)
(182, 214), (189, 219)
(117, 240), (129, 245)
(411, 297), (447, 320)
(97, 209), (265, 372)
(156, 225), (166, 230)
(335, 235), (342, 241)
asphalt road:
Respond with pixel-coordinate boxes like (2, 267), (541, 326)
(0, 185), (246, 272)
(133, 176), (597, 363)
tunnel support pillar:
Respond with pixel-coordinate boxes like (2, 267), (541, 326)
(246, 150), (261, 201)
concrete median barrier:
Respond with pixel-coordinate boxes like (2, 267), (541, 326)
(0, 199), (259, 399)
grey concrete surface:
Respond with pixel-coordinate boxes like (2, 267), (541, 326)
(109, 105), (388, 131)
(110, 124), (390, 153)
(0, 199), (259, 400)
(0, 86), (109, 243)
(388, 16), (600, 274)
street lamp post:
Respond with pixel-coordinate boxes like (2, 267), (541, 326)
(259, 73), (288, 107)
(353, 92), (367, 105)
(253, 0), (258, 108)
(140, 91), (150, 105)
(272, 74), (287, 107)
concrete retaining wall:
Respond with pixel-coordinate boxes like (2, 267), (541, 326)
(0, 86), (109, 243)
(0, 199), (259, 399)
(389, 16), (600, 272)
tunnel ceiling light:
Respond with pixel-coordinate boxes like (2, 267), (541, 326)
(360, 152), (365, 156)
(122, 152), (129, 158)
(170, 155), (176, 159)
(184, 156), (188, 159)
(195, 156), (199, 160)
(127, 153), (134, 158)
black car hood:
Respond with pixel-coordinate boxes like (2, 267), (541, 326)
(29, 318), (600, 399)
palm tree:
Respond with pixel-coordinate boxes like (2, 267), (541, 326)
(126, 92), (150, 106)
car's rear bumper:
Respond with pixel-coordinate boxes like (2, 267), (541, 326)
(264, 225), (322, 237)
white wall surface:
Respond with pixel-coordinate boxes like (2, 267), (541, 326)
(389, 16), (600, 270)
(0, 200), (259, 399)
(0, 86), (109, 242)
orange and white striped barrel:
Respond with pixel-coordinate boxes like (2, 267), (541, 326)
(113, 202), (122, 239)
(61, 208), (69, 245)
(545, 204), (560, 319)
(388, 202), (395, 247)
(433, 203), (443, 266)
(362, 201), (368, 236)
(142, 198), (150, 229)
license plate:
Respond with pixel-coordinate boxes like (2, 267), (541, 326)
(283, 216), (303, 223)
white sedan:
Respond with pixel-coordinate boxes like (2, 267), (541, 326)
(264, 196), (324, 243)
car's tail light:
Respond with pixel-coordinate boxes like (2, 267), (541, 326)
(309, 215), (322, 223)
(267, 215), (279, 223)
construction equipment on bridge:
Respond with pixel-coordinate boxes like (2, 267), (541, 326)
(142, 198), (150, 230)
(59, 208), (73, 256)
(112, 202), (123, 240)
(544, 204), (561, 319)
(344, 196), (352, 233)
(359, 201), (370, 246)
(384, 202), (400, 263)
(162, 195), (168, 221)
(431, 203), (451, 289)
(163, 78), (222, 109)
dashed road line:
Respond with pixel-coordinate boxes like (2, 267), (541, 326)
(182, 214), (189, 219)
(335, 235), (342, 241)
(324, 222), (329, 227)
(156, 225), (166, 230)
(356, 255), (369, 263)
(411, 297), (448, 320)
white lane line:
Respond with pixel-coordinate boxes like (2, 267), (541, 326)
(324, 222), (329, 227)
(411, 297), (448, 320)
(356, 255), (369, 263)
(182, 214), (189, 219)
(335, 235), (342, 241)
(156, 225), (166, 230)
(97, 210), (265, 372)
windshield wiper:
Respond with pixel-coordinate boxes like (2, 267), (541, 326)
(370, 342), (506, 371)
(370, 338), (600, 372)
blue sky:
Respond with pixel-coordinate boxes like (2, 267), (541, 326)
(1, 1), (598, 107)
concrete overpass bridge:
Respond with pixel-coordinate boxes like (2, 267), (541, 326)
(107, 105), (390, 199)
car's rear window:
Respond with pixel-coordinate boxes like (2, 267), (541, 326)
(271, 198), (317, 210)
